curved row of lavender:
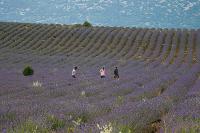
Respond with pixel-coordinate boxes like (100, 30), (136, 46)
(0, 22), (200, 132)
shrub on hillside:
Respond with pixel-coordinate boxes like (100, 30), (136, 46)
(23, 66), (34, 76)
(9, 120), (49, 133)
(46, 115), (65, 131)
(73, 24), (82, 27)
(83, 21), (92, 27)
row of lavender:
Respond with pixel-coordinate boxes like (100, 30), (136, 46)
(0, 22), (200, 66)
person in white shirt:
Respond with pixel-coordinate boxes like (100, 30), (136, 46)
(72, 66), (78, 78)
(99, 67), (106, 78)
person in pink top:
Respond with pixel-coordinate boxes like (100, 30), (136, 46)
(99, 67), (106, 78)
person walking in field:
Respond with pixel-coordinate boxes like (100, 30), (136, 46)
(114, 67), (119, 80)
(72, 66), (78, 78)
(100, 67), (106, 78)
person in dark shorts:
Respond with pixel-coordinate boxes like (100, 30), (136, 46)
(72, 66), (78, 78)
(100, 67), (106, 78)
(114, 67), (119, 79)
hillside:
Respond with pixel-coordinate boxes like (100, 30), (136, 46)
(0, 22), (200, 132)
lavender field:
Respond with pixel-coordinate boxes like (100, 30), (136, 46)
(0, 22), (200, 132)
